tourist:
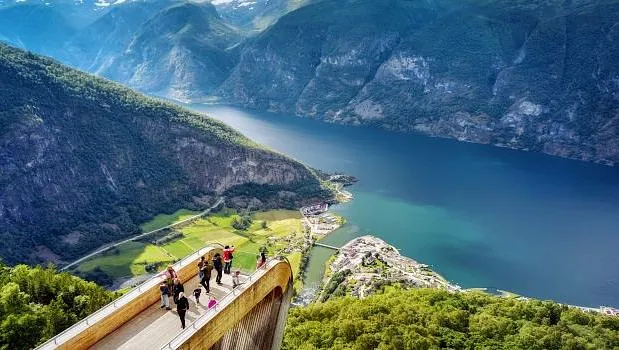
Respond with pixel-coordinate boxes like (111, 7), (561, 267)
(207, 295), (217, 309)
(176, 292), (190, 329)
(223, 245), (235, 274)
(165, 265), (178, 293)
(197, 255), (206, 269)
(159, 282), (171, 310)
(200, 255), (213, 293)
(256, 251), (267, 269)
(232, 270), (241, 288)
(173, 278), (184, 304)
(193, 287), (201, 304)
(213, 253), (223, 285)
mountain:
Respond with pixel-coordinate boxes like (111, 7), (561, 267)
(217, 0), (619, 165)
(0, 3), (77, 55)
(101, 2), (241, 101)
(59, 0), (177, 73)
(0, 43), (327, 265)
(283, 287), (619, 349)
(211, 0), (310, 30)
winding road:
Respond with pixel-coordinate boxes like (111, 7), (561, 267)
(60, 197), (225, 271)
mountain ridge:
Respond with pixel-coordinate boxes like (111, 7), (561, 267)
(0, 43), (328, 265)
(217, 0), (619, 165)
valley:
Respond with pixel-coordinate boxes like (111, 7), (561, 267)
(71, 207), (308, 290)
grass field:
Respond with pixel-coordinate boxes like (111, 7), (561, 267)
(140, 209), (200, 232)
(76, 209), (306, 286)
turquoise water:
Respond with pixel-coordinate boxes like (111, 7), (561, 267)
(188, 104), (619, 307)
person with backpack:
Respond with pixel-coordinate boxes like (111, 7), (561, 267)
(176, 292), (190, 329)
(213, 253), (223, 285)
(223, 245), (235, 274)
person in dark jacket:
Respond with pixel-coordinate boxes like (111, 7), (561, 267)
(176, 292), (190, 329)
(173, 278), (184, 304)
(213, 253), (223, 285)
(200, 255), (213, 293)
(159, 282), (171, 310)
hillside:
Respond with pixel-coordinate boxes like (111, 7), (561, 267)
(283, 288), (619, 349)
(0, 43), (328, 265)
(217, 0), (619, 165)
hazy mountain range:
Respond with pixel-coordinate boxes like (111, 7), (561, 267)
(0, 0), (618, 166)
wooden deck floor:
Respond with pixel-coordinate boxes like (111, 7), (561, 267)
(91, 273), (235, 350)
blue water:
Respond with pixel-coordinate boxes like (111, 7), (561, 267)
(188, 104), (619, 308)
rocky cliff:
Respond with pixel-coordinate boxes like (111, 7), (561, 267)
(217, 0), (619, 165)
(0, 43), (327, 264)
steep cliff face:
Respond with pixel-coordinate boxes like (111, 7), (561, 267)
(217, 0), (619, 165)
(0, 43), (326, 264)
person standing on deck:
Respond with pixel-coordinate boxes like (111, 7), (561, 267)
(200, 255), (213, 293)
(256, 251), (267, 269)
(197, 256), (206, 269)
(193, 288), (201, 304)
(213, 253), (223, 285)
(223, 245), (235, 274)
(232, 270), (241, 288)
(165, 265), (177, 294)
(176, 292), (190, 329)
(159, 282), (171, 310)
(173, 278), (184, 304)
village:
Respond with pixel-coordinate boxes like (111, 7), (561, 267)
(300, 202), (344, 237)
(321, 235), (461, 300)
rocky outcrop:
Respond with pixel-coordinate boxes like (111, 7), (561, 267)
(0, 43), (327, 264)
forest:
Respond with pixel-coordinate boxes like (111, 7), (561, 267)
(283, 287), (619, 349)
(0, 263), (117, 349)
